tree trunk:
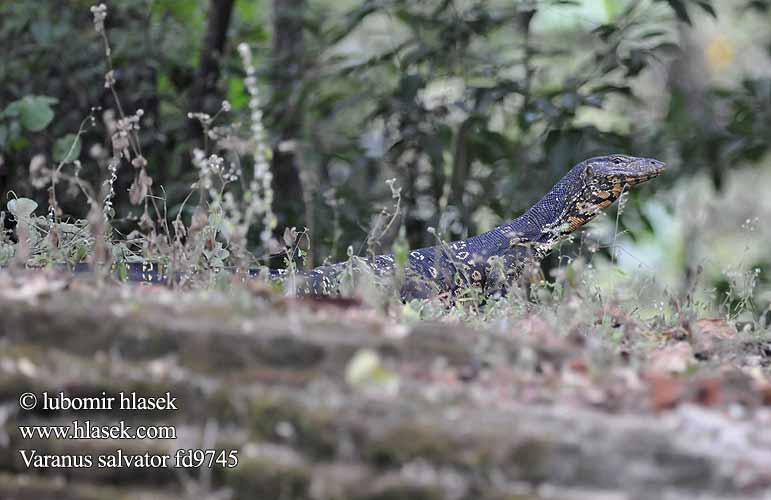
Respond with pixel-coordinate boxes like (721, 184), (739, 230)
(447, 118), (471, 239)
(187, 0), (235, 139)
(269, 0), (306, 232)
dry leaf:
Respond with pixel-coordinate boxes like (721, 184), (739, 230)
(694, 377), (722, 407)
(691, 318), (737, 357)
(647, 341), (695, 375)
(129, 168), (153, 205)
(648, 374), (684, 411)
(512, 315), (555, 345)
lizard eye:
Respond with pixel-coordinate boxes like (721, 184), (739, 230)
(611, 156), (624, 165)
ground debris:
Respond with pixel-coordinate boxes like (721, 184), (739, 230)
(0, 278), (770, 499)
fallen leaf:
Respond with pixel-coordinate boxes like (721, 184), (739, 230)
(566, 357), (588, 373)
(512, 315), (557, 346)
(648, 374), (684, 411)
(691, 318), (737, 357)
(345, 349), (399, 396)
(647, 341), (694, 375)
(0, 275), (67, 304)
(694, 377), (722, 407)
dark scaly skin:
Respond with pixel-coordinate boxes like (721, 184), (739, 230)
(275, 154), (665, 300)
(65, 155), (665, 299)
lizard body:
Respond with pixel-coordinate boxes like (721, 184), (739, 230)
(62, 154), (664, 300)
(273, 154), (665, 299)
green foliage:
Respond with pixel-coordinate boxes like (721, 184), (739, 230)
(0, 95), (58, 152)
(745, 0), (771, 12)
(662, 77), (771, 186)
(6, 197), (94, 267)
(1, 0), (770, 308)
(7, 197), (39, 221)
(52, 134), (82, 163)
(3, 96), (58, 132)
(0, 0), (260, 218)
(302, 0), (682, 246)
(656, 0), (717, 25)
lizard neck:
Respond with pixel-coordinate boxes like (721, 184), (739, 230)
(498, 162), (587, 251)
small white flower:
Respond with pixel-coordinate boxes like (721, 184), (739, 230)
(90, 3), (107, 33)
(104, 70), (115, 89)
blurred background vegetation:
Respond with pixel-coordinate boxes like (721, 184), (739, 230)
(1, 0), (770, 317)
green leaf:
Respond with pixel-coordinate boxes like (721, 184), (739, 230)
(118, 262), (129, 282)
(7, 198), (38, 220)
(746, 1), (770, 13)
(11, 95), (58, 132)
(345, 348), (399, 393)
(53, 133), (81, 162)
(71, 244), (89, 264)
(9, 135), (29, 152)
(662, 0), (692, 24)
(695, 0), (717, 18)
(29, 20), (53, 45)
(592, 23), (618, 42)
(640, 30), (669, 39)
(651, 42), (681, 56)
(2, 102), (20, 118)
(226, 77), (247, 110)
(0, 244), (15, 266)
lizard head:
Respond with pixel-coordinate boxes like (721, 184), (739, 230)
(512, 154), (665, 251)
(586, 154), (665, 186)
(556, 154), (666, 235)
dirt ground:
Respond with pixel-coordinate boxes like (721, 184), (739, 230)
(1, 272), (770, 500)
